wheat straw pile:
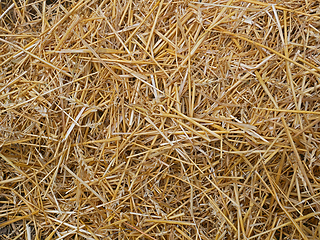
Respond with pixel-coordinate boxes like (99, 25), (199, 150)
(1, 0), (320, 239)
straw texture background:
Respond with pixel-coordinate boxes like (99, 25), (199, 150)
(1, 0), (320, 239)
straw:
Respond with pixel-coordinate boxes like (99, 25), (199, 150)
(1, 0), (320, 239)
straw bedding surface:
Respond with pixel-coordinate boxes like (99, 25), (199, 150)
(0, 0), (320, 239)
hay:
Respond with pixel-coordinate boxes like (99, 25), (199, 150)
(0, 0), (320, 239)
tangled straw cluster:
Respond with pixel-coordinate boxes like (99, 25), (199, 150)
(1, 0), (320, 239)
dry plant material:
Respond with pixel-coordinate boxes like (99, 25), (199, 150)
(1, 0), (320, 239)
